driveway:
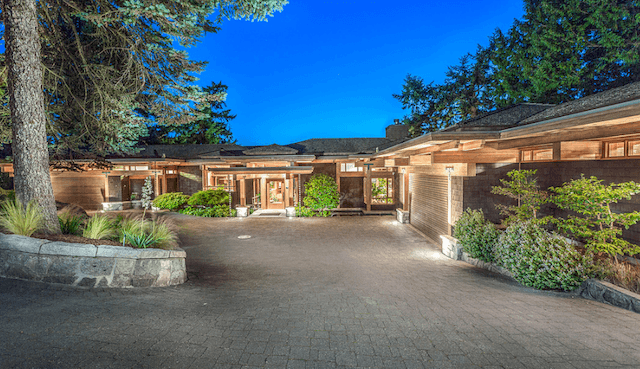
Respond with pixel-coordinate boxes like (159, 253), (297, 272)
(1, 215), (639, 368)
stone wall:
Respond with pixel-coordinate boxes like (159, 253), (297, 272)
(463, 160), (640, 245)
(0, 234), (186, 288)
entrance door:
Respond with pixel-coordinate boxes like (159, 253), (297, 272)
(267, 180), (285, 209)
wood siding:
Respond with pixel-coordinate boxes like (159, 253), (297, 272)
(410, 174), (448, 243)
(52, 176), (104, 210)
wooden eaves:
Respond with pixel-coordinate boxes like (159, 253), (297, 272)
(207, 166), (314, 175)
(372, 96), (640, 165)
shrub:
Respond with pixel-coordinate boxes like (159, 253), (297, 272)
(295, 205), (316, 217)
(83, 214), (115, 240)
(549, 176), (640, 258)
(303, 174), (339, 211)
(0, 188), (15, 202)
(187, 189), (230, 207)
(495, 221), (595, 291)
(141, 176), (154, 211)
(491, 169), (549, 225)
(179, 205), (231, 217)
(153, 192), (190, 210)
(0, 199), (43, 236)
(453, 208), (500, 262)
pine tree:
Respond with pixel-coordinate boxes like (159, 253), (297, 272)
(148, 82), (236, 144)
(2, 0), (287, 232)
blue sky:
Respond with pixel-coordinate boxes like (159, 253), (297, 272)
(190, 1), (525, 146)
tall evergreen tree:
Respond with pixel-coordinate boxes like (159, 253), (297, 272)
(2, 0), (60, 231)
(2, 0), (287, 232)
(393, 46), (494, 135)
(491, 0), (640, 105)
(147, 81), (236, 144)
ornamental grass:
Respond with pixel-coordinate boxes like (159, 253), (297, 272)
(0, 199), (44, 236)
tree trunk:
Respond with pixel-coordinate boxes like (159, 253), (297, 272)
(2, 0), (60, 233)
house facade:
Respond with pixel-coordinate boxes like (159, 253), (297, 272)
(1, 82), (639, 246)
(0, 124), (411, 213)
(371, 81), (640, 245)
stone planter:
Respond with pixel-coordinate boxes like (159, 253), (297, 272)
(236, 206), (249, 217)
(396, 208), (410, 224)
(285, 206), (296, 217)
(0, 233), (186, 288)
(440, 235), (463, 260)
(131, 200), (143, 209)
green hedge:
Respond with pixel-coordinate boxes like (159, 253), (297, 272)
(453, 208), (500, 263)
(495, 221), (595, 291)
(153, 192), (190, 210)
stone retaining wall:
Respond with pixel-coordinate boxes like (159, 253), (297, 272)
(577, 279), (640, 314)
(0, 233), (186, 288)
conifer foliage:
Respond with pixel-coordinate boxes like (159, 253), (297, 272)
(395, 0), (640, 135)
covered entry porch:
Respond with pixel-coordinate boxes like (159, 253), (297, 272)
(207, 166), (313, 210)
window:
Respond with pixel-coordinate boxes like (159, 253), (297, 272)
(165, 170), (175, 174)
(521, 148), (553, 161)
(371, 177), (394, 204)
(134, 165), (149, 171)
(341, 163), (363, 172)
(533, 149), (552, 161)
(629, 141), (640, 156)
(608, 142), (625, 157)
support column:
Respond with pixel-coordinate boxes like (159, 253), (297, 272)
(284, 174), (290, 207)
(240, 177), (246, 206)
(103, 174), (110, 202)
(365, 167), (372, 211)
(201, 165), (207, 191)
(154, 173), (160, 197)
(403, 171), (409, 211)
(260, 177), (267, 209)
(162, 171), (168, 195)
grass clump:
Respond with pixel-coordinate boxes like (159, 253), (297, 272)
(118, 215), (178, 249)
(58, 205), (87, 235)
(83, 214), (115, 240)
(0, 199), (44, 236)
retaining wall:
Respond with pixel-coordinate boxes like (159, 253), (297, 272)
(0, 233), (186, 288)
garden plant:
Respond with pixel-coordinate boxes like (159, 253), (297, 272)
(456, 169), (640, 293)
(549, 176), (640, 259)
(300, 173), (339, 217)
(491, 169), (549, 225)
(453, 208), (500, 263)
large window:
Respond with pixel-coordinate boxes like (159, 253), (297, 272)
(371, 177), (394, 204)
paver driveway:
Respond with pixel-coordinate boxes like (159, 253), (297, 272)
(1, 215), (639, 369)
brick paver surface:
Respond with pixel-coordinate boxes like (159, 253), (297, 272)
(1, 215), (640, 368)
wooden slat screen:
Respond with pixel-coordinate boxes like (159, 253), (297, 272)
(52, 176), (105, 210)
(410, 174), (448, 244)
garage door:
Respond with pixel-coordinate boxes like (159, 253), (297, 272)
(410, 174), (448, 243)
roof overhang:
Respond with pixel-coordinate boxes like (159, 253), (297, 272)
(373, 97), (640, 159)
(207, 166), (314, 175)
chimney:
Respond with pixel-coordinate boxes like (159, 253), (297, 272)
(385, 119), (409, 141)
